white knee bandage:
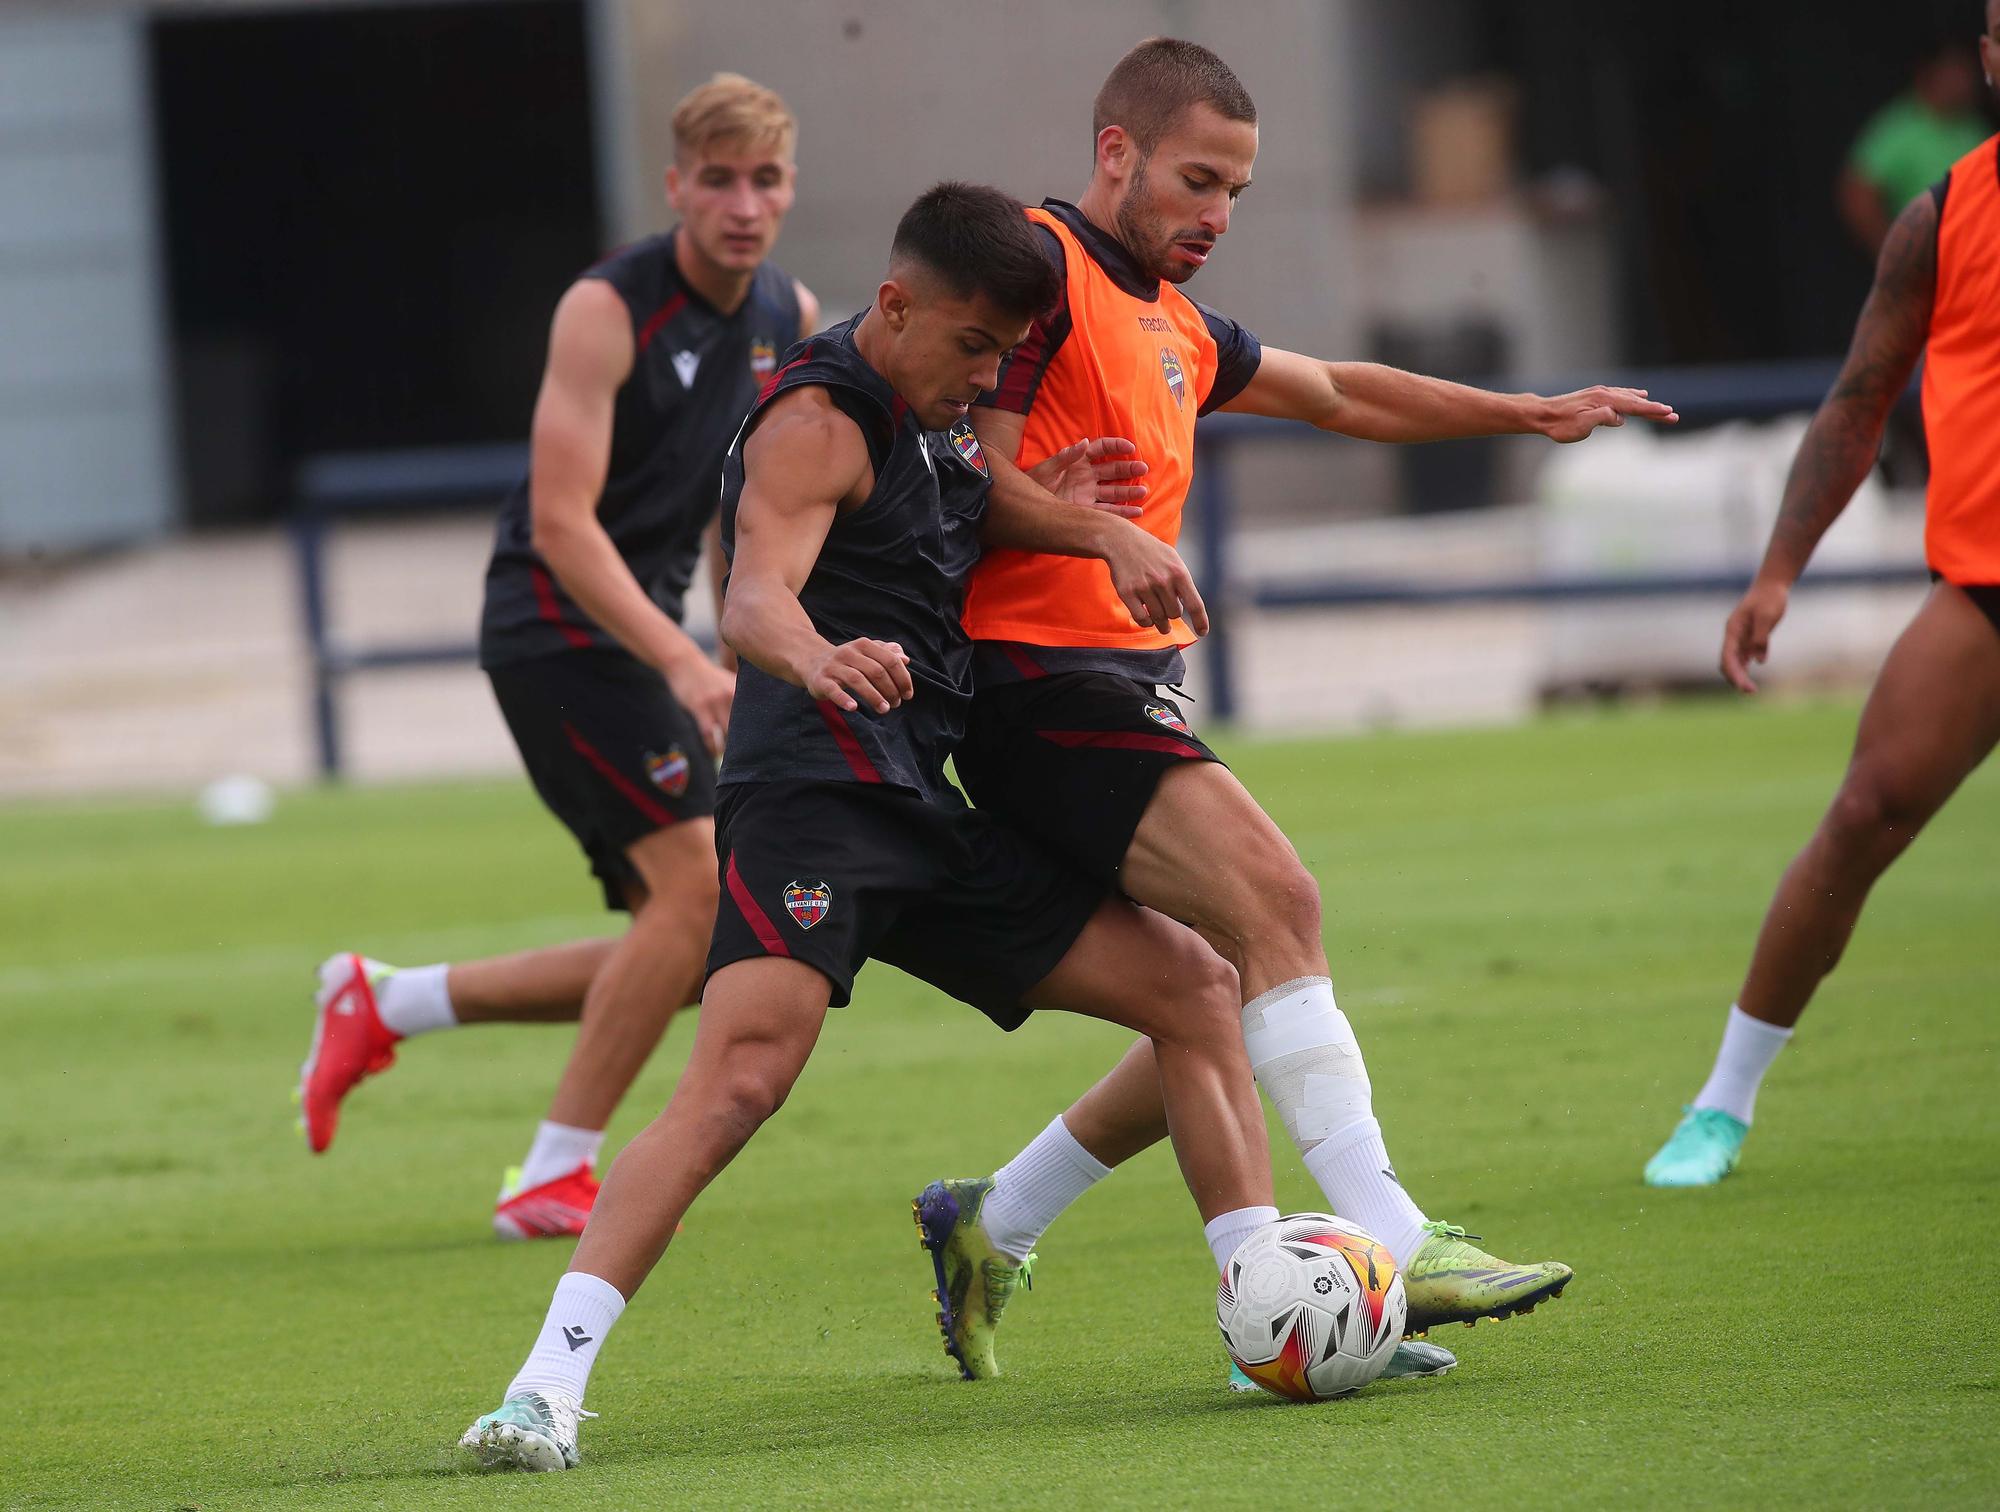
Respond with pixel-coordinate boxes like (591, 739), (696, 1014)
(1241, 977), (1372, 1155)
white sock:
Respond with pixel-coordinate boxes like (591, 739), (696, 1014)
(1302, 1119), (1431, 1271)
(520, 1121), (605, 1189)
(1205, 1205), (1279, 1274)
(1692, 1005), (1792, 1124)
(980, 1116), (1111, 1263)
(504, 1271), (625, 1405)
(1240, 976), (1433, 1269)
(375, 963), (455, 1037)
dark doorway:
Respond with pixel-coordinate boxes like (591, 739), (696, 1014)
(1486, 0), (1997, 365)
(149, 0), (603, 526)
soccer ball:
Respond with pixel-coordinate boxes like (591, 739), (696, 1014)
(1217, 1213), (1407, 1400)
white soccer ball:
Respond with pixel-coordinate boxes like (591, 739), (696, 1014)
(196, 774), (275, 826)
(1217, 1212), (1407, 1400)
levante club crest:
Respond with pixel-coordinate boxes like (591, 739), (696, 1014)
(947, 420), (989, 476)
(645, 747), (690, 797)
(1160, 346), (1186, 409)
(783, 880), (832, 929)
(1145, 703), (1191, 734)
(749, 338), (778, 379)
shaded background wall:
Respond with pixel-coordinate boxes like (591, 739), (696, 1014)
(0, 0), (1993, 553)
(0, 13), (178, 553)
(611, 0), (1354, 363)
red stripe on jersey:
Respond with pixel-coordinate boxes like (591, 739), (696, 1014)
(1034, 729), (1203, 759)
(725, 852), (790, 957)
(987, 308), (1057, 414)
(530, 564), (594, 649)
(815, 701), (885, 783)
(757, 346), (816, 404)
(636, 291), (688, 352)
(563, 723), (676, 826)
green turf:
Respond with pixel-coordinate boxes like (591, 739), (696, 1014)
(5, 697), (1997, 1510)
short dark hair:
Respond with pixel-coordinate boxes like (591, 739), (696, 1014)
(1093, 37), (1256, 154)
(889, 182), (1059, 320)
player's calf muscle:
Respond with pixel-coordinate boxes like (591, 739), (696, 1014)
(1131, 951), (1238, 1048)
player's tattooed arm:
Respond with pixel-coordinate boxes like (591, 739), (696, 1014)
(1760, 191), (1937, 586)
(531, 279), (736, 747)
(724, 389), (913, 714)
(971, 406), (1206, 635)
(1720, 190), (1937, 694)
(1222, 346), (1677, 443)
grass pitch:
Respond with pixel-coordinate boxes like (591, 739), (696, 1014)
(5, 697), (1997, 1510)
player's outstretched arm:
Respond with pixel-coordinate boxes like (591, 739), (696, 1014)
(1221, 346), (1678, 444)
(530, 279), (736, 749)
(722, 388), (913, 715)
(971, 406), (1205, 635)
(1721, 190), (1938, 694)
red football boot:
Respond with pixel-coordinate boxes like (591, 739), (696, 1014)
(297, 953), (401, 1154)
(492, 1162), (601, 1240)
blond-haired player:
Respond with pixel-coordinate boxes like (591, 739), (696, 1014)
(296, 75), (821, 1238)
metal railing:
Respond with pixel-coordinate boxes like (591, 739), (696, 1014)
(293, 359), (1925, 776)
(292, 444), (524, 778)
(1185, 360), (1927, 719)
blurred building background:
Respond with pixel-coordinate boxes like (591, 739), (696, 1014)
(1, 0), (1991, 795)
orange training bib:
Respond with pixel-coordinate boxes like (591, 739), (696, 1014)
(962, 207), (1221, 649)
(1922, 134), (2000, 586)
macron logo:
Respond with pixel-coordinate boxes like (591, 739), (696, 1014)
(672, 350), (701, 387)
(562, 1325), (593, 1351)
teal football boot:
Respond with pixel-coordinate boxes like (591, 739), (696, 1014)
(1644, 1106), (1749, 1188)
(459, 1391), (594, 1472)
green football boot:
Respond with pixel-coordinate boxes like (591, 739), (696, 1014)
(913, 1177), (1034, 1380)
(1226, 1338), (1457, 1393)
(1402, 1222), (1572, 1334)
(1643, 1106), (1749, 1188)
(459, 1391), (595, 1472)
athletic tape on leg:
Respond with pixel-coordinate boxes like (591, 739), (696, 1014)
(1241, 977), (1371, 1154)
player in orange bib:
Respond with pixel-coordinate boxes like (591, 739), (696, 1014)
(914, 38), (1678, 1387)
(1644, 9), (2000, 1189)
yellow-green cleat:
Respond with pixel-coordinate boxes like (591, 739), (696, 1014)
(1402, 1221), (1572, 1334)
(913, 1177), (1033, 1380)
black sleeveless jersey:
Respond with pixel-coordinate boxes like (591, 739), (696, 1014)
(479, 231), (802, 668)
(717, 314), (995, 802)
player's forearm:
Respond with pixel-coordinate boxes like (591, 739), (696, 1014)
(534, 513), (707, 674)
(718, 577), (833, 691)
(1756, 397), (1892, 585)
(1319, 362), (1543, 443)
(701, 519), (738, 671)
(978, 452), (1119, 558)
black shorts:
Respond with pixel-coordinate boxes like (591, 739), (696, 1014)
(954, 672), (1223, 892)
(707, 779), (1103, 1028)
(1959, 584), (2000, 639)
(487, 648), (717, 910)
